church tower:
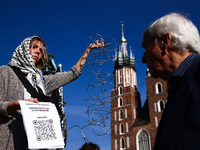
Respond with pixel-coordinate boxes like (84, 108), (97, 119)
(111, 23), (141, 150)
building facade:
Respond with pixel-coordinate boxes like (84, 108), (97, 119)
(111, 24), (168, 150)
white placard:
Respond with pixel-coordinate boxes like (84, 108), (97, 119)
(19, 101), (64, 149)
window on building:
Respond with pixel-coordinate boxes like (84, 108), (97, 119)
(155, 82), (163, 94)
(120, 137), (125, 149)
(137, 129), (151, 150)
(160, 101), (164, 111)
(118, 97), (123, 107)
(157, 100), (165, 112)
(120, 123), (124, 134)
(119, 109), (123, 120)
(126, 69), (130, 83)
(118, 86), (123, 95)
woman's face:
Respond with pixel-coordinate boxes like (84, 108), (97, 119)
(29, 41), (43, 65)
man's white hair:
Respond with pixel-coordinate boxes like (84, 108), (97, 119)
(147, 13), (200, 54)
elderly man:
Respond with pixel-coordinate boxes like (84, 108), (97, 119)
(142, 13), (200, 150)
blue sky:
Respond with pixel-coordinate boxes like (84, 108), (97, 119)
(1, 0), (200, 149)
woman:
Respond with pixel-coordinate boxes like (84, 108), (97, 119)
(0, 36), (108, 150)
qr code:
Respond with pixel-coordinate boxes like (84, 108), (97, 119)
(33, 119), (57, 141)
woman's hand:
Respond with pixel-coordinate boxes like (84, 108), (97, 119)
(88, 38), (110, 50)
(7, 98), (39, 114)
(75, 38), (110, 72)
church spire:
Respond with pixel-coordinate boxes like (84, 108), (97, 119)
(113, 22), (135, 70)
(119, 22), (128, 57)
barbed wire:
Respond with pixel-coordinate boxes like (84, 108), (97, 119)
(67, 33), (117, 141)
(67, 124), (90, 143)
(85, 33), (117, 135)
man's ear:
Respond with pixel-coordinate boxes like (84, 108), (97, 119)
(160, 32), (172, 55)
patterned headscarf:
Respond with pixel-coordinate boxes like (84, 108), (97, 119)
(8, 36), (46, 94)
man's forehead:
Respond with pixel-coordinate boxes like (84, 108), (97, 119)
(142, 32), (155, 48)
(142, 34), (150, 48)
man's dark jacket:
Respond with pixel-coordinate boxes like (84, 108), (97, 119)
(154, 55), (200, 150)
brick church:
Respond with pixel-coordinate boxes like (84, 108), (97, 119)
(111, 24), (168, 150)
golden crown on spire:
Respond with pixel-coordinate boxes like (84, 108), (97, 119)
(120, 21), (126, 43)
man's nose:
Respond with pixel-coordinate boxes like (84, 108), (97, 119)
(142, 52), (147, 63)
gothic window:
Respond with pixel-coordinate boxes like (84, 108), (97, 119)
(120, 137), (125, 149)
(118, 86), (123, 95)
(120, 123), (124, 134)
(118, 97), (123, 107)
(118, 70), (122, 84)
(157, 100), (165, 112)
(119, 109), (123, 120)
(137, 129), (151, 150)
(160, 101), (164, 111)
(126, 69), (130, 83)
(155, 82), (163, 94)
